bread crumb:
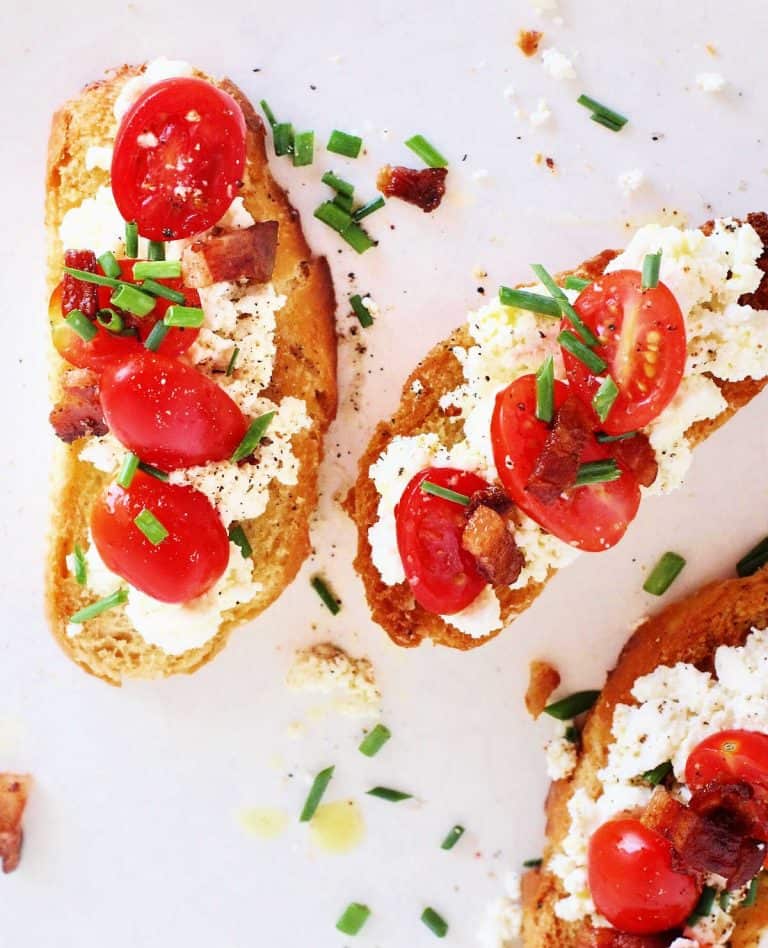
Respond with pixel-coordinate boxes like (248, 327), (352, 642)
(286, 643), (381, 716)
(541, 47), (576, 80)
(525, 659), (561, 718)
(517, 29), (543, 58)
(472, 265), (489, 280)
(705, 43), (718, 57)
(617, 168), (645, 196)
(696, 71), (726, 92)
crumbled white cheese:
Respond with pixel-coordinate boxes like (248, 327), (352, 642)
(59, 184), (126, 255)
(541, 47), (576, 80)
(529, 99), (552, 127)
(511, 512), (581, 588)
(286, 643), (381, 716)
(617, 168), (645, 196)
(78, 433), (123, 473)
(217, 196), (255, 231)
(136, 131), (159, 148)
(696, 71), (727, 93)
(442, 586), (502, 639)
(545, 722), (578, 779)
(502, 85), (517, 101)
(669, 940), (699, 948)
(113, 58), (195, 121)
(361, 296), (378, 319)
(477, 872), (523, 948)
(689, 904), (735, 945)
(530, 0), (558, 12)
(410, 379), (424, 395)
(84, 145), (113, 171)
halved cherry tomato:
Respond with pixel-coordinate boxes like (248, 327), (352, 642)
(111, 77), (246, 241)
(686, 730), (768, 792)
(563, 270), (686, 435)
(100, 351), (248, 470)
(91, 471), (229, 603)
(588, 819), (699, 934)
(395, 467), (489, 615)
(491, 375), (641, 551)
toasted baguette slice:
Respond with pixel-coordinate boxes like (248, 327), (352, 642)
(346, 220), (768, 651)
(521, 567), (768, 947)
(45, 64), (337, 684)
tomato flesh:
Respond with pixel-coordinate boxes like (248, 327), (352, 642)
(395, 467), (489, 615)
(91, 471), (229, 603)
(100, 351), (247, 470)
(491, 375), (641, 551)
(588, 819), (699, 934)
(686, 730), (768, 792)
(111, 77), (246, 240)
(563, 270), (686, 435)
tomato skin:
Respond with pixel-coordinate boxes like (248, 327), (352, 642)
(91, 471), (229, 603)
(491, 375), (641, 551)
(563, 270), (686, 435)
(686, 730), (768, 792)
(111, 77), (246, 241)
(100, 351), (247, 470)
(395, 467), (489, 615)
(588, 819), (699, 935)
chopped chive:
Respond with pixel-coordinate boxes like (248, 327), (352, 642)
(72, 544), (87, 585)
(314, 200), (352, 233)
(640, 761), (673, 786)
(327, 129), (363, 158)
(63, 266), (121, 289)
(147, 240), (166, 261)
(564, 275), (590, 292)
(535, 355), (555, 424)
(574, 459), (621, 487)
(688, 885), (716, 924)
(321, 171), (355, 197)
(228, 523), (253, 559)
(125, 221), (139, 258)
(564, 725), (579, 743)
(226, 346), (240, 377)
(350, 294), (373, 328)
(260, 99), (277, 128)
(96, 308), (124, 333)
(577, 94), (629, 130)
(117, 452), (140, 489)
(405, 134), (448, 169)
(353, 196), (385, 221)
(643, 552), (686, 596)
(720, 891), (731, 911)
(231, 411), (276, 463)
(333, 192), (355, 214)
(336, 903), (371, 936)
(97, 251), (121, 278)
(341, 222), (376, 254)
(273, 122), (294, 156)
(359, 724), (391, 757)
(590, 112), (625, 132)
(421, 481), (471, 506)
(737, 536), (768, 577)
(110, 284), (156, 317)
(70, 588), (128, 624)
(523, 857), (543, 868)
(440, 825), (465, 851)
(140, 278), (187, 304)
(311, 575), (341, 615)
(421, 907), (448, 938)
(138, 461), (169, 481)
(642, 250), (662, 290)
(499, 287), (562, 318)
(65, 310), (97, 342)
(593, 376), (619, 424)
(596, 431), (637, 443)
(144, 321), (169, 352)
(558, 330), (607, 374)
(134, 508), (169, 546)
(367, 787), (412, 802)
(533, 264), (599, 347)
(543, 690), (600, 720)
(744, 875), (760, 907)
(293, 130), (315, 167)
(163, 305), (205, 328)
(299, 765), (335, 822)
(133, 260), (181, 281)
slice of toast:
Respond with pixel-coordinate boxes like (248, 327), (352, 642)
(44, 65), (337, 684)
(345, 221), (768, 651)
(521, 566), (768, 947)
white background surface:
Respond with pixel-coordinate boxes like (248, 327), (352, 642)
(3, 1), (768, 945)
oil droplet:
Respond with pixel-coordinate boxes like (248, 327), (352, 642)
(239, 807), (289, 840)
(310, 800), (365, 854)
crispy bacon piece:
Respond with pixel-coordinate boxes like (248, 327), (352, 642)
(61, 249), (98, 318)
(49, 368), (107, 443)
(466, 484), (513, 515)
(689, 780), (768, 843)
(376, 165), (447, 213)
(0, 774), (30, 874)
(182, 222), (279, 288)
(526, 396), (592, 504)
(613, 433), (658, 489)
(525, 660), (561, 719)
(576, 929), (672, 948)
(461, 502), (524, 586)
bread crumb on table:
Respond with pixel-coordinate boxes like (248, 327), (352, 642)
(286, 643), (381, 716)
(525, 659), (561, 718)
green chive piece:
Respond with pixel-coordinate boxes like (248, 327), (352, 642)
(147, 240), (166, 261)
(640, 761), (673, 786)
(574, 459), (621, 487)
(333, 192), (355, 214)
(110, 284), (156, 317)
(314, 200), (352, 233)
(737, 536), (768, 577)
(367, 787), (412, 802)
(591, 112), (625, 132)
(720, 891), (731, 911)
(299, 766), (335, 822)
(95, 308), (124, 333)
(499, 287), (562, 318)
(134, 508), (169, 546)
(421, 907), (448, 938)
(138, 461), (169, 481)
(353, 196), (385, 221)
(440, 825), (465, 851)
(643, 552), (686, 596)
(421, 481), (471, 506)
(535, 355), (555, 424)
(293, 130), (315, 167)
(226, 346), (240, 377)
(336, 903), (371, 936)
(596, 431), (637, 443)
(533, 264), (600, 347)
(744, 875), (760, 907)
(163, 305), (205, 328)
(228, 523), (253, 559)
(139, 278), (187, 304)
(273, 122), (294, 156)
(350, 294), (373, 328)
(642, 250), (663, 290)
(117, 452), (140, 489)
(62, 266), (121, 289)
(65, 310), (97, 342)
(359, 724), (391, 758)
(311, 576), (341, 615)
(577, 94), (629, 130)
(70, 588), (128, 624)
(260, 99), (277, 128)
(133, 260), (181, 281)
(405, 134), (449, 169)
(688, 885), (716, 923)
(327, 129), (363, 158)
(564, 275), (590, 292)
(72, 544), (87, 585)
(144, 321), (169, 352)
(564, 725), (579, 743)
(558, 330), (607, 374)
(321, 171), (355, 198)
(125, 221), (139, 258)
(544, 690), (600, 720)
(523, 857), (543, 868)
(231, 411), (276, 463)
(593, 376), (619, 424)
(98, 251), (121, 278)
(341, 222), (376, 254)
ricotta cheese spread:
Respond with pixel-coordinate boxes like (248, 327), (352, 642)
(286, 643), (382, 716)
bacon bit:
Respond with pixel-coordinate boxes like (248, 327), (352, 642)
(182, 221), (279, 288)
(689, 780), (768, 843)
(49, 368), (107, 443)
(545, 156), (556, 172)
(526, 396), (592, 504)
(461, 502), (524, 586)
(0, 774), (30, 873)
(376, 165), (447, 213)
(525, 660), (561, 719)
(577, 929), (672, 948)
(62, 249), (98, 318)
(467, 485), (512, 515)
(613, 433), (658, 488)
(441, 403), (462, 418)
(517, 29), (543, 57)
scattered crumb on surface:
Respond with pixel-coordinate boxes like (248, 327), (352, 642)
(503, 85), (516, 101)
(529, 98), (552, 127)
(617, 168), (645, 196)
(516, 29), (543, 58)
(472, 265), (489, 281)
(696, 71), (726, 92)
(530, 0), (559, 13)
(541, 47), (576, 80)
(525, 659), (561, 718)
(473, 168), (490, 182)
(705, 42), (718, 56)
(286, 643), (381, 716)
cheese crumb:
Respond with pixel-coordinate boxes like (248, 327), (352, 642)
(541, 47), (576, 80)
(545, 723), (578, 779)
(286, 643), (381, 716)
(696, 71), (727, 93)
(529, 99), (552, 127)
(477, 872), (523, 947)
(617, 168), (645, 196)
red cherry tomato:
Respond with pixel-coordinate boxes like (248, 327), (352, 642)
(111, 77), (246, 241)
(491, 375), (641, 551)
(563, 270), (686, 435)
(100, 351), (247, 470)
(395, 467), (489, 615)
(588, 819), (699, 934)
(686, 730), (768, 792)
(91, 471), (229, 603)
